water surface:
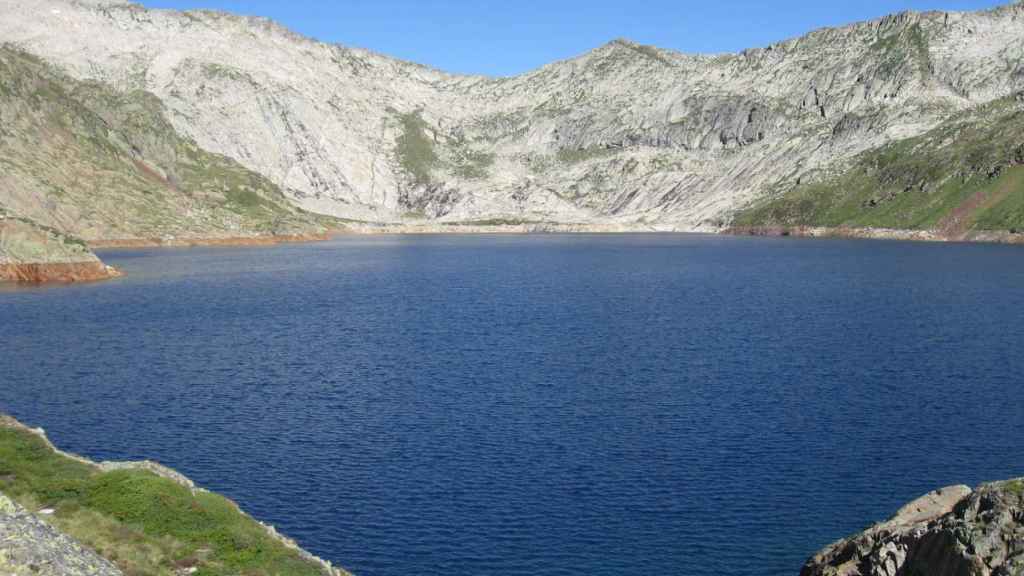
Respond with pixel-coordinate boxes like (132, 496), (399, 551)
(2, 234), (1023, 576)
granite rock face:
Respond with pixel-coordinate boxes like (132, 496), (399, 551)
(0, 492), (123, 576)
(803, 480), (1024, 576)
(1, 0), (1022, 229)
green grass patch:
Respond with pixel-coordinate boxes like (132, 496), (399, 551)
(1004, 479), (1024, 497)
(556, 146), (619, 164)
(970, 166), (1024, 231)
(628, 44), (672, 66)
(452, 149), (495, 180)
(870, 23), (931, 77)
(0, 44), (320, 240)
(395, 111), (438, 186)
(735, 98), (1024, 232)
(0, 424), (332, 576)
(445, 218), (542, 226)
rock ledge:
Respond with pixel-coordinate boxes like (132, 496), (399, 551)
(803, 480), (1024, 576)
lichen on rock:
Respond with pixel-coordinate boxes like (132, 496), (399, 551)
(803, 480), (1024, 576)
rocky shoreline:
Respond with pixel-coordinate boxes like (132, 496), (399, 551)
(724, 225), (1024, 245)
(0, 262), (122, 284)
(340, 221), (680, 234)
(0, 218), (122, 285)
(88, 232), (333, 249)
(8, 223), (1024, 287)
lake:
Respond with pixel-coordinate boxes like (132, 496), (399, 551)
(2, 234), (1023, 576)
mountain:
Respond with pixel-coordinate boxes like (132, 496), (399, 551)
(1, 0), (1022, 235)
(0, 45), (327, 245)
(732, 93), (1024, 240)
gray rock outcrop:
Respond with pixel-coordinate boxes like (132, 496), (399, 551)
(803, 480), (1024, 576)
(0, 492), (123, 576)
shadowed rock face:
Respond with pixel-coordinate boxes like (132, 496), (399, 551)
(803, 480), (1024, 576)
(0, 0), (1022, 229)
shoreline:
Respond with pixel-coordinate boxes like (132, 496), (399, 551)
(82, 224), (1024, 247)
(9, 224), (1022, 287)
(88, 232), (332, 249)
(0, 413), (349, 576)
(0, 261), (123, 284)
(335, 222), (675, 235)
(723, 225), (1024, 245)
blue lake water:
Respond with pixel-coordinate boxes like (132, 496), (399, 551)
(2, 234), (1024, 576)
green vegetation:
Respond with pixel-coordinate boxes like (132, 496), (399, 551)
(451, 149), (495, 180)
(735, 98), (1024, 233)
(1006, 479), (1024, 497)
(445, 218), (543, 226)
(0, 421), (333, 576)
(870, 23), (931, 77)
(199, 62), (257, 85)
(0, 45), (322, 240)
(4, 216), (90, 252)
(395, 111), (438, 186)
(627, 43), (673, 67)
(556, 146), (620, 164)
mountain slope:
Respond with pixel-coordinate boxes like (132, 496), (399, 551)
(2, 0), (1022, 231)
(0, 45), (326, 244)
(733, 94), (1024, 238)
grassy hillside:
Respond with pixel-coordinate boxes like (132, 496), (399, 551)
(734, 96), (1024, 236)
(0, 215), (94, 264)
(0, 45), (327, 242)
(0, 416), (345, 576)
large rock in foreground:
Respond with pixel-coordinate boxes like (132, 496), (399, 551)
(804, 480), (1024, 576)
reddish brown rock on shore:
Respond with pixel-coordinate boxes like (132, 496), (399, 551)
(0, 262), (122, 284)
(0, 217), (120, 285)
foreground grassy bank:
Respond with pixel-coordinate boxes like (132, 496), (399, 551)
(0, 415), (347, 576)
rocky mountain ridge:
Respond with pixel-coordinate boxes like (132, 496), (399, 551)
(1, 0), (1022, 231)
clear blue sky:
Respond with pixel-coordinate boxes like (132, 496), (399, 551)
(140, 0), (1007, 76)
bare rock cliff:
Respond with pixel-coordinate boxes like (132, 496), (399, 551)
(1, 0), (1022, 229)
